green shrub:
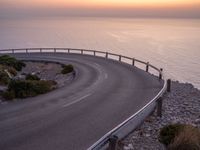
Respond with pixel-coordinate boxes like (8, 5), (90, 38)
(0, 70), (10, 85)
(0, 64), (17, 76)
(159, 124), (185, 146)
(0, 55), (26, 71)
(6, 79), (57, 99)
(26, 74), (40, 81)
(61, 64), (74, 74)
(168, 125), (200, 150)
(2, 90), (15, 100)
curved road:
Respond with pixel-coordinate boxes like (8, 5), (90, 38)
(0, 53), (163, 150)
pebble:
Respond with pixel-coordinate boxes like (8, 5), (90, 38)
(195, 119), (200, 124)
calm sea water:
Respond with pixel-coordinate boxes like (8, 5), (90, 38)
(0, 17), (200, 88)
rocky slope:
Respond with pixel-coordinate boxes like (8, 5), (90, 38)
(122, 81), (200, 150)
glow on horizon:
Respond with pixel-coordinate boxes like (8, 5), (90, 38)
(1, 0), (200, 18)
(2, 0), (200, 8)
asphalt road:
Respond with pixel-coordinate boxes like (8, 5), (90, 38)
(0, 53), (163, 150)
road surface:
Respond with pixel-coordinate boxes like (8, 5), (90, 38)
(0, 53), (163, 150)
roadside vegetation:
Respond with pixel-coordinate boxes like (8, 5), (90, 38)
(0, 69), (10, 85)
(2, 79), (56, 100)
(61, 64), (74, 74)
(25, 74), (40, 81)
(0, 55), (75, 101)
(0, 55), (25, 71)
(0, 55), (24, 85)
(159, 123), (200, 150)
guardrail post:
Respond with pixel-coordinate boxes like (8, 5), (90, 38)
(81, 50), (83, 54)
(159, 68), (163, 80)
(167, 79), (171, 92)
(54, 48), (56, 53)
(106, 52), (108, 58)
(68, 49), (70, 53)
(119, 55), (122, 61)
(93, 51), (96, 56)
(40, 48), (42, 53)
(157, 97), (163, 117)
(26, 49), (28, 53)
(146, 62), (149, 72)
(108, 135), (118, 150)
(12, 49), (14, 53)
(132, 58), (135, 66)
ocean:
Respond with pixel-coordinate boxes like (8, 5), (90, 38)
(0, 17), (200, 88)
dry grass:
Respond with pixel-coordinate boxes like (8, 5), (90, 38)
(168, 125), (200, 150)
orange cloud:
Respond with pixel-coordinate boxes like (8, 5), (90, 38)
(2, 0), (200, 8)
(78, 0), (200, 7)
(1, 0), (200, 18)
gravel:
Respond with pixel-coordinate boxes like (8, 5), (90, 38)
(20, 61), (74, 87)
(121, 81), (200, 150)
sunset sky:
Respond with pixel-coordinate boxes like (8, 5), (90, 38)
(1, 0), (200, 18)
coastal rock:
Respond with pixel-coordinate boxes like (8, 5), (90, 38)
(195, 118), (200, 124)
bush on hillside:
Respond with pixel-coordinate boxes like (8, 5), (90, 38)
(25, 74), (40, 81)
(159, 124), (185, 146)
(0, 55), (26, 71)
(3, 79), (57, 100)
(0, 64), (17, 76)
(168, 125), (200, 150)
(0, 70), (10, 85)
(61, 64), (74, 74)
(2, 90), (15, 100)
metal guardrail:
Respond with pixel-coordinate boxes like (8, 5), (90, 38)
(0, 48), (163, 78)
(0, 48), (168, 150)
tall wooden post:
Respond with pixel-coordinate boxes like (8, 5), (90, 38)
(157, 97), (163, 117)
(132, 59), (135, 66)
(108, 135), (118, 150)
(167, 79), (171, 92)
(146, 62), (149, 72)
(119, 55), (122, 61)
(106, 52), (108, 58)
(159, 68), (163, 80)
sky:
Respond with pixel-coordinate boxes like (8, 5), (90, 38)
(0, 0), (200, 18)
